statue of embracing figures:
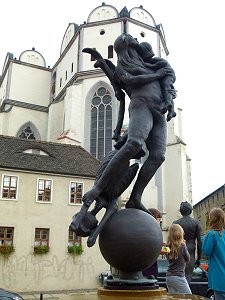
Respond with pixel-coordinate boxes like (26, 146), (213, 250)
(70, 33), (177, 247)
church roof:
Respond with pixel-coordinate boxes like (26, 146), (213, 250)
(0, 135), (100, 178)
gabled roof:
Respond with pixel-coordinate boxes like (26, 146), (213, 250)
(0, 135), (100, 178)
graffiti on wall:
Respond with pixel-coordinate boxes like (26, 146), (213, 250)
(0, 253), (96, 288)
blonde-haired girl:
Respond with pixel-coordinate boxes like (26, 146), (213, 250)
(166, 224), (191, 294)
(202, 208), (225, 300)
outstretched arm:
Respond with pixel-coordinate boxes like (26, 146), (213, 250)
(82, 48), (126, 141)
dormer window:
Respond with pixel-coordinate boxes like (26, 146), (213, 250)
(22, 149), (49, 155)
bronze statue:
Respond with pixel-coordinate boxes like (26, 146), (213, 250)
(173, 201), (202, 283)
(70, 33), (176, 247)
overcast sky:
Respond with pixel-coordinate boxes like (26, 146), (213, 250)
(1, 0), (224, 204)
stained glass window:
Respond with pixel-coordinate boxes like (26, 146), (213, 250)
(90, 87), (112, 161)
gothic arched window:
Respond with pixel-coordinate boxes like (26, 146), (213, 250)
(19, 126), (36, 139)
(90, 87), (112, 160)
(16, 122), (41, 140)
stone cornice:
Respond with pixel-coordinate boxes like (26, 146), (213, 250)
(0, 99), (49, 113)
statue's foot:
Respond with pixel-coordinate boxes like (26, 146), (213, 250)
(167, 111), (176, 122)
(70, 213), (83, 232)
(125, 199), (152, 215)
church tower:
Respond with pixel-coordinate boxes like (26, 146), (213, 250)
(47, 3), (170, 161)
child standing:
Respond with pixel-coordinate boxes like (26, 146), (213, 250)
(166, 224), (192, 294)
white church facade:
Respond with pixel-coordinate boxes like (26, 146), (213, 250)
(0, 3), (192, 292)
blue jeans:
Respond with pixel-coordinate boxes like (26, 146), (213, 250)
(214, 290), (225, 300)
(166, 275), (192, 294)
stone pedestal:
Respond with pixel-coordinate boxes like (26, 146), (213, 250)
(97, 288), (208, 300)
(98, 287), (167, 299)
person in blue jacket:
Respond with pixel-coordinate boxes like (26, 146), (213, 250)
(202, 207), (225, 300)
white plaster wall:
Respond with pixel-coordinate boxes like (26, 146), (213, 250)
(167, 118), (180, 144)
(127, 22), (159, 55)
(81, 22), (122, 71)
(47, 100), (64, 142)
(187, 158), (192, 202)
(0, 170), (108, 292)
(61, 23), (76, 54)
(88, 5), (118, 23)
(20, 51), (46, 67)
(48, 75), (119, 149)
(54, 38), (79, 97)
(0, 72), (8, 133)
(9, 63), (51, 106)
(63, 83), (84, 144)
(141, 179), (158, 210)
(164, 143), (189, 228)
(0, 106), (48, 140)
(48, 76), (119, 151)
(0, 70), (8, 105)
(129, 7), (156, 27)
(159, 39), (168, 59)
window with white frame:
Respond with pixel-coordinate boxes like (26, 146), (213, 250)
(34, 228), (49, 246)
(37, 179), (52, 202)
(68, 229), (81, 246)
(0, 227), (14, 245)
(69, 182), (83, 204)
(1, 175), (18, 199)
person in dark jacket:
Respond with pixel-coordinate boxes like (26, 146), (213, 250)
(173, 201), (202, 283)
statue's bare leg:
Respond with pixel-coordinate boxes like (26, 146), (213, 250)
(126, 115), (167, 210)
(82, 101), (152, 207)
(87, 199), (118, 247)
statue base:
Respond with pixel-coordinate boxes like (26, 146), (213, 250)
(98, 288), (208, 299)
(98, 287), (167, 298)
(103, 277), (158, 290)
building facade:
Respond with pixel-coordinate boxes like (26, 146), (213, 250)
(0, 135), (109, 291)
(0, 3), (192, 292)
(193, 184), (225, 233)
